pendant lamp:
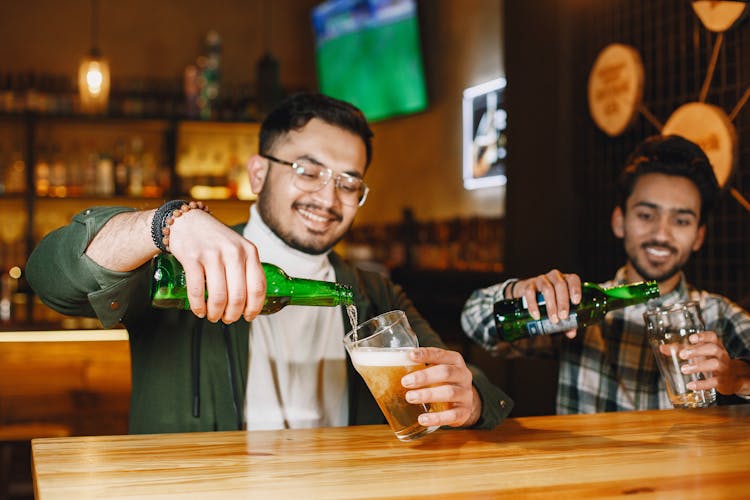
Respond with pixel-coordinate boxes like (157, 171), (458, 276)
(78, 0), (110, 113)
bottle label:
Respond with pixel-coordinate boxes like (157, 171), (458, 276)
(521, 293), (548, 309)
(525, 312), (579, 336)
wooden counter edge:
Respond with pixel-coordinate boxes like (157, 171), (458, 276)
(0, 328), (129, 342)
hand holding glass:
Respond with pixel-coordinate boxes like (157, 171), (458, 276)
(644, 301), (717, 408)
(343, 310), (445, 442)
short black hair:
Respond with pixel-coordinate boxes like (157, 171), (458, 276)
(615, 134), (720, 224)
(259, 92), (374, 169)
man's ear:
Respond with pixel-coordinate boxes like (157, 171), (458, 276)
(247, 155), (268, 194)
(611, 206), (625, 239)
(693, 224), (706, 252)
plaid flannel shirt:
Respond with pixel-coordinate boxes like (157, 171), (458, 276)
(461, 267), (750, 414)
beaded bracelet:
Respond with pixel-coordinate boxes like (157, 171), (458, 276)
(150, 200), (209, 253)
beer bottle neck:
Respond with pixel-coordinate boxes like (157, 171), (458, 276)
(601, 281), (660, 310)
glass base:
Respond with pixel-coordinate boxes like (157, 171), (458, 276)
(670, 389), (717, 409)
(394, 422), (439, 442)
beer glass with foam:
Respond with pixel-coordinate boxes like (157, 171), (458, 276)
(343, 310), (442, 442)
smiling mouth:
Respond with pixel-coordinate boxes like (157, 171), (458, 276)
(295, 203), (342, 225)
(644, 245), (673, 259)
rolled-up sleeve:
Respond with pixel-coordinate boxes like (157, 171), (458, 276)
(26, 206), (152, 328)
(461, 281), (510, 351)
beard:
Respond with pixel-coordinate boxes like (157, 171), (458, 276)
(256, 179), (349, 255)
(628, 240), (689, 283)
(630, 259), (683, 284)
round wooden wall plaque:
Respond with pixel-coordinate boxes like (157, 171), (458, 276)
(588, 44), (644, 137)
(691, 1), (749, 33)
(662, 102), (737, 188)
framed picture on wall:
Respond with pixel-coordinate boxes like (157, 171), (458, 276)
(462, 78), (507, 190)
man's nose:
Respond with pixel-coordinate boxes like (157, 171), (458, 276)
(653, 215), (672, 238)
(310, 179), (338, 208)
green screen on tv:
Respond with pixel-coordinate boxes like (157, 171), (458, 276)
(312, 0), (428, 121)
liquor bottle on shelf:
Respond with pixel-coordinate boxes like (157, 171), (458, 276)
(0, 143), (6, 194)
(0, 272), (11, 323)
(34, 146), (51, 197)
(140, 151), (163, 198)
(126, 136), (144, 196)
(95, 154), (115, 197)
(66, 142), (85, 197)
(200, 30), (222, 120)
(82, 145), (99, 196)
(113, 138), (129, 196)
(151, 253), (354, 314)
(49, 142), (68, 197)
(5, 145), (26, 194)
(493, 281), (660, 342)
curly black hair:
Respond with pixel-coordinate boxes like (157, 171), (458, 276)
(615, 134), (720, 224)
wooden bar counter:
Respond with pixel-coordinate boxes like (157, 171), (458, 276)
(32, 405), (750, 498)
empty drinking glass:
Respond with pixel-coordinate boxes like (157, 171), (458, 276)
(644, 301), (717, 408)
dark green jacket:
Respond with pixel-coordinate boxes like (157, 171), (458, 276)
(27, 206), (513, 434)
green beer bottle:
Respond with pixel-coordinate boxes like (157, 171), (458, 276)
(151, 254), (354, 314)
(493, 281), (660, 342)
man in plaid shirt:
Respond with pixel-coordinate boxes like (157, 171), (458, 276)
(462, 135), (750, 414)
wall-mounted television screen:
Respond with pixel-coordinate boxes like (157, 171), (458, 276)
(311, 0), (428, 122)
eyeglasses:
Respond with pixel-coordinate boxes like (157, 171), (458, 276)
(261, 154), (369, 207)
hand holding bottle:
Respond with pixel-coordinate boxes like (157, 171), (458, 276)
(497, 270), (659, 342)
(167, 208), (266, 324)
(152, 254), (353, 314)
(506, 269), (583, 339)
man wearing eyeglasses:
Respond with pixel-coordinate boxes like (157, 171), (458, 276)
(27, 92), (512, 434)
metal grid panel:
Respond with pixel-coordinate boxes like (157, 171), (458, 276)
(572, 0), (750, 303)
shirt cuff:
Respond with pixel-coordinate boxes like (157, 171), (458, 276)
(84, 255), (152, 328)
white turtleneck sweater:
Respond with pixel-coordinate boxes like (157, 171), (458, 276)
(243, 204), (348, 430)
